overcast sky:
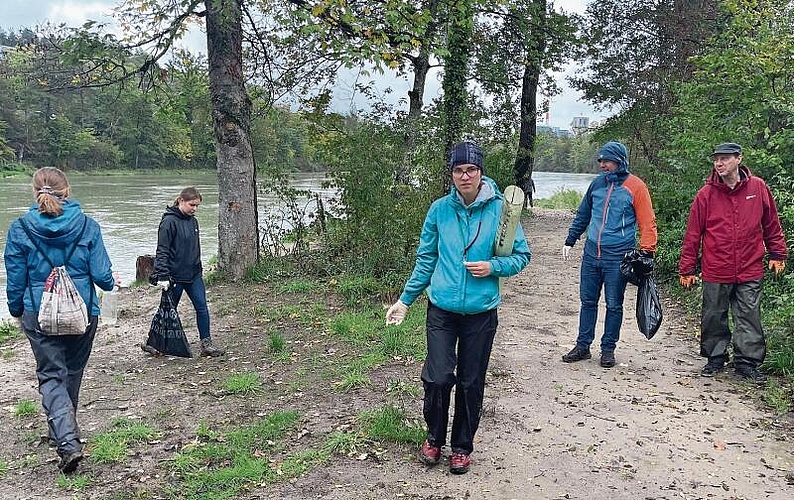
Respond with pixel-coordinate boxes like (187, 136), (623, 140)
(2, 0), (606, 129)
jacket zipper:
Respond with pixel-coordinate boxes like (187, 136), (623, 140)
(596, 182), (615, 258)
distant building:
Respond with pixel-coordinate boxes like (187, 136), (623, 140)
(536, 124), (573, 137)
(570, 116), (590, 135)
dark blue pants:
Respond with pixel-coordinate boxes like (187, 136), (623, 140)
(171, 277), (211, 340)
(23, 312), (98, 457)
(575, 253), (628, 353)
(421, 302), (498, 455)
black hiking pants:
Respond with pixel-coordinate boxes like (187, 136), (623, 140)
(701, 280), (765, 369)
(23, 312), (98, 457)
(422, 302), (498, 455)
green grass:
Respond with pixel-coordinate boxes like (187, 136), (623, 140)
(386, 380), (421, 398)
(14, 398), (38, 417)
(223, 372), (263, 396)
(170, 412), (301, 498)
(269, 330), (286, 353)
(335, 275), (383, 306)
(762, 379), (792, 414)
(320, 431), (368, 456)
(359, 406), (425, 445)
(534, 188), (582, 210)
(328, 309), (381, 345)
(89, 417), (159, 464)
(0, 460), (7, 476)
(277, 278), (319, 294)
(56, 473), (92, 491)
(0, 320), (22, 345)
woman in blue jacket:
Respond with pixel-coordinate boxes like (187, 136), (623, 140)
(386, 142), (531, 474)
(149, 187), (224, 357)
(4, 167), (117, 474)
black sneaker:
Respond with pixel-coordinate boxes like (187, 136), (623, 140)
(736, 366), (767, 383)
(701, 360), (725, 377)
(562, 346), (591, 363)
(58, 450), (83, 474)
(600, 351), (616, 368)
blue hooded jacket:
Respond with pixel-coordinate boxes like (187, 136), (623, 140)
(4, 200), (116, 317)
(565, 141), (658, 260)
(399, 177), (531, 314)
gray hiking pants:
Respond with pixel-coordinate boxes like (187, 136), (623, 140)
(700, 280), (765, 369)
(22, 312), (98, 457)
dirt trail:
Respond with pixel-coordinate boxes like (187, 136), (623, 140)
(1, 209), (792, 500)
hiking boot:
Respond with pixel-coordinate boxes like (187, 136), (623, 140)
(562, 346), (591, 363)
(58, 450), (83, 474)
(418, 440), (441, 466)
(449, 452), (471, 475)
(701, 360), (725, 377)
(600, 351), (616, 368)
(736, 366), (767, 384)
(140, 343), (162, 357)
(200, 338), (225, 357)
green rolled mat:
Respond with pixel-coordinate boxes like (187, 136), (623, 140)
(494, 185), (525, 257)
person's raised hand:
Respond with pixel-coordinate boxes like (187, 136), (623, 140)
(769, 260), (786, 275)
(562, 245), (573, 261)
(158, 280), (171, 291)
(679, 275), (697, 289)
(386, 301), (409, 325)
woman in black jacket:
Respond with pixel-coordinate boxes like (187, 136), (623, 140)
(149, 187), (224, 357)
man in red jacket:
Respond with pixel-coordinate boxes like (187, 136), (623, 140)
(679, 142), (787, 382)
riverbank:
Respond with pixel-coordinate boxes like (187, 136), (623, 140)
(1, 208), (792, 499)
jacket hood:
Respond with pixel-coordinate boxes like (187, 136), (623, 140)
(22, 199), (86, 248)
(598, 141), (630, 181)
(162, 205), (192, 220)
(707, 165), (752, 188)
(449, 175), (500, 208)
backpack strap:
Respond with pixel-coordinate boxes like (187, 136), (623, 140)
(18, 216), (92, 312)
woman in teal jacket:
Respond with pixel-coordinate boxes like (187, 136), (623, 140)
(386, 142), (531, 474)
(4, 167), (117, 474)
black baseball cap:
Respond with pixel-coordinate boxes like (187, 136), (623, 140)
(710, 142), (742, 156)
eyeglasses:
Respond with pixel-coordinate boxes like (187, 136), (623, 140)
(452, 167), (482, 178)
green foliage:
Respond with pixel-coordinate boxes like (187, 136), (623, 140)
(276, 279), (319, 294)
(56, 474), (92, 491)
(534, 189), (582, 209)
(359, 406), (425, 445)
(268, 330), (287, 355)
(223, 372), (263, 396)
(170, 412), (301, 498)
(761, 379), (792, 415)
(13, 399), (38, 418)
(89, 418), (159, 464)
(0, 320), (22, 345)
(335, 275), (384, 307)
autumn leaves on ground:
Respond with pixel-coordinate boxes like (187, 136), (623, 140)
(1, 209), (792, 500)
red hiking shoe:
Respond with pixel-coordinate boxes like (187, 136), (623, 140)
(449, 452), (471, 474)
(418, 440), (441, 465)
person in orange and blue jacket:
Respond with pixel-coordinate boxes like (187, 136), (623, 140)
(561, 141), (658, 368)
(679, 142), (787, 383)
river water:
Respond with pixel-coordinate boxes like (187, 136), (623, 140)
(0, 170), (594, 317)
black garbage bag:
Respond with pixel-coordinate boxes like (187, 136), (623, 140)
(636, 275), (663, 339)
(620, 249), (655, 286)
(144, 290), (192, 357)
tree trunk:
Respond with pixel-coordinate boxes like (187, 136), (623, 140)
(441, 0), (473, 192)
(205, 0), (259, 280)
(514, 0), (546, 208)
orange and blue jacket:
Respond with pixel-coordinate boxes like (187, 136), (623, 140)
(565, 165), (657, 261)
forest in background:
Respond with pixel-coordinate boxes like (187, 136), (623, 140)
(1, 1), (793, 393)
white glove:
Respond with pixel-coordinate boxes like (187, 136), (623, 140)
(562, 245), (573, 261)
(385, 301), (409, 325)
(158, 280), (171, 291)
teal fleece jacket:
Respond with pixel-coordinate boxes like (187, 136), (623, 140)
(399, 177), (531, 314)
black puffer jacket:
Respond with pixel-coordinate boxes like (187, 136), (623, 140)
(152, 206), (202, 283)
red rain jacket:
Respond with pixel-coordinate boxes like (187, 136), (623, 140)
(679, 166), (787, 283)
